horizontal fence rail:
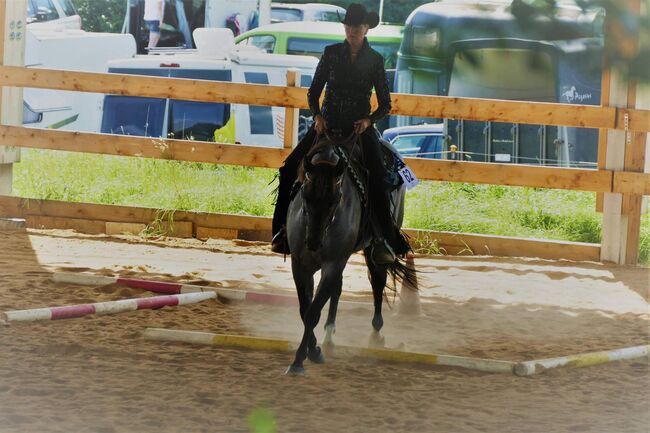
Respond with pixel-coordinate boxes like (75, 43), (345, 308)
(2, 65), (650, 132)
(0, 195), (601, 261)
(0, 125), (291, 168)
(4, 125), (642, 194)
(1, 63), (648, 263)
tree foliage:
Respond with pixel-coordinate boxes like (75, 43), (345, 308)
(510, 0), (648, 81)
(71, 0), (126, 33)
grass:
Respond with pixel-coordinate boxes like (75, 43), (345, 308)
(13, 149), (650, 264)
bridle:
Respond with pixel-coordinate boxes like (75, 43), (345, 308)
(302, 131), (361, 235)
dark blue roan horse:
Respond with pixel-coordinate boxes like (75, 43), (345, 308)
(285, 132), (414, 375)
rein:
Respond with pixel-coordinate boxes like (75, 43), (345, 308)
(302, 131), (364, 235)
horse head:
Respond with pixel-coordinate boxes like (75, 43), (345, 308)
(301, 136), (346, 251)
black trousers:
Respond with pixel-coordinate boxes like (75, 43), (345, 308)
(272, 126), (402, 251)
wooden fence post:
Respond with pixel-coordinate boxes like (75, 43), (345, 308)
(0, 0), (26, 195)
(283, 68), (300, 149)
(600, 0), (647, 264)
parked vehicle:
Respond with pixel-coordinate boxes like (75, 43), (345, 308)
(270, 3), (345, 24)
(24, 26), (137, 132)
(123, 0), (272, 54)
(235, 21), (404, 132)
(234, 21), (402, 67)
(26, 0), (81, 29)
(382, 124), (445, 159)
(100, 29), (318, 147)
(395, 0), (604, 168)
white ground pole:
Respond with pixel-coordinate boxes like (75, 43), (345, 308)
(1, 292), (216, 323)
(514, 345), (650, 376)
(143, 328), (516, 374)
(52, 272), (370, 309)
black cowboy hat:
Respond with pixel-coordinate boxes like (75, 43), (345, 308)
(338, 3), (380, 29)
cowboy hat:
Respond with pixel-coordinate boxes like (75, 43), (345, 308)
(338, 3), (380, 29)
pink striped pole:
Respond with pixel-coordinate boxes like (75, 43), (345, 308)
(53, 272), (297, 305)
(53, 272), (208, 295)
(0, 292), (216, 323)
(52, 272), (371, 309)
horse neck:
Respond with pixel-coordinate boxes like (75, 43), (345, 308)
(300, 168), (362, 252)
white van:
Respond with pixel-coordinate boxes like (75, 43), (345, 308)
(26, 0), (81, 30)
(100, 29), (317, 147)
(24, 26), (137, 132)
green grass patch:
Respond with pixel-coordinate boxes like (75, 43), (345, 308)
(13, 149), (650, 264)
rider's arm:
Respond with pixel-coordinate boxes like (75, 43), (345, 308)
(369, 54), (392, 124)
(307, 46), (331, 118)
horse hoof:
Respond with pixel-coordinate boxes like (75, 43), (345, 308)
(307, 346), (325, 364)
(285, 364), (305, 375)
(322, 341), (335, 357)
(368, 331), (385, 349)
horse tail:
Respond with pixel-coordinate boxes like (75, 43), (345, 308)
(383, 252), (418, 308)
(387, 255), (417, 288)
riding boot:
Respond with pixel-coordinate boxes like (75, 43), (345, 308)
(271, 127), (318, 254)
(361, 130), (411, 263)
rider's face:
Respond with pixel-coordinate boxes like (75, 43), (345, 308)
(344, 24), (369, 46)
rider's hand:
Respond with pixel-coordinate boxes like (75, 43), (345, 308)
(353, 118), (372, 135)
(314, 115), (327, 135)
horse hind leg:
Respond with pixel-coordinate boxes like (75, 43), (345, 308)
(364, 247), (388, 348)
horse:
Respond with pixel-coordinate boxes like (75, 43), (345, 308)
(284, 132), (412, 375)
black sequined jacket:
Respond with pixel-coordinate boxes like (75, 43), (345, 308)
(307, 38), (391, 132)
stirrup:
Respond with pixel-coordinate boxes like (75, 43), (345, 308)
(371, 239), (395, 265)
(271, 229), (290, 254)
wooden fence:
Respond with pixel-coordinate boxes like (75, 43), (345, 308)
(0, 0), (648, 263)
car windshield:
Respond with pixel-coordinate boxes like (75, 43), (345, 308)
(391, 135), (428, 156)
(320, 11), (341, 22)
(271, 8), (303, 23)
(392, 134), (444, 158)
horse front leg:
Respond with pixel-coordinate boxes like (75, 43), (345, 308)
(323, 278), (342, 349)
(291, 259), (318, 355)
(364, 247), (388, 348)
(286, 269), (343, 375)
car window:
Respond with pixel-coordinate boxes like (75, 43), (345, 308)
(244, 72), (274, 135)
(247, 35), (276, 53)
(59, 0), (77, 17)
(369, 42), (399, 70)
(419, 136), (444, 158)
(32, 0), (59, 21)
(287, 37), (339, 58)
(27, 0), (36, 19)
(169, 100), (229, 142)
(319, 11), (340, 22)
(391, 135), (429, 157)
(101, 96), (166, 137)
(271, 8), (303, 23)
(300, 75), (313, 88)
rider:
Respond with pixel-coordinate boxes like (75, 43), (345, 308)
(271, 3), (410, 264)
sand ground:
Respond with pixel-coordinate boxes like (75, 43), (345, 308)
(0, 228), (648, 433)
